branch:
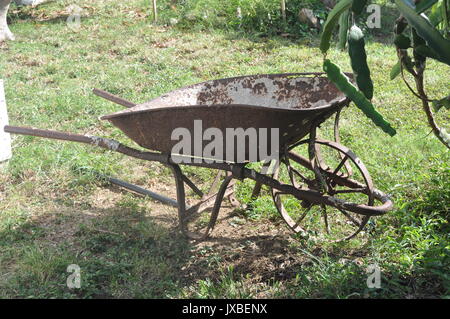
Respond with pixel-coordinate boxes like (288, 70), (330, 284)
(414, 72), (450, 149)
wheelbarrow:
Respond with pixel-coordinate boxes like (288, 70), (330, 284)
(4, 72), (393, 242)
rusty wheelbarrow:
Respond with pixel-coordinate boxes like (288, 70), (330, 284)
(4, 72), (393, 242)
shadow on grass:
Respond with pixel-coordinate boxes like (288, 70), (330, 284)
(0, 175), (355, 298)
(0, 178), (308, 298)
(1, 165), (448, 298)
(7, 2), (95, 27)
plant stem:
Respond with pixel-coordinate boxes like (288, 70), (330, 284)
(414, 71), (450, 149)
(152, 0), (157, 23)
(280, 0), (286, 23)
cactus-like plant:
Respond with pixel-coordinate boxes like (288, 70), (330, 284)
(320, 0), (450, 149)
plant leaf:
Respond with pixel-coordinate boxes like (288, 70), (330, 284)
(437, 128), (450, 148)
(348, 25), (374, 99)
(415, 44), (449, 63)
(429, 0), (444, 26)
(442, 0), (449, 33)
(415, 0), (439, 13)
(394, 34), (412, 49)
(337, 9), (350, 50)
(432, 95), (450, 112)
(395, 0), (450, 65)
(390, 60), (402, 80)
(320, 0), (353, 53)
(352, 0), (368, 15)
(323, 59), (396, 136)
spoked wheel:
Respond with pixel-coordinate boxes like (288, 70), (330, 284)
(171, 165), (235, 240)
(271, 139), (374, 242)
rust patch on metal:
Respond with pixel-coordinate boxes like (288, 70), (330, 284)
(99, 73), (350, 162)
(101, 73), (347, 119)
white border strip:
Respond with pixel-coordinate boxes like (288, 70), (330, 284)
(0, 79), (12, 162)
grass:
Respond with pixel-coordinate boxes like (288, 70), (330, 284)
(0, 0), (449, 298)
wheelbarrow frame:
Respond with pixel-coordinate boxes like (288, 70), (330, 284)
(3, 74), (394, 241)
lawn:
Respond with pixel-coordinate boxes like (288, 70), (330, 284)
(0, 0), (448, 298)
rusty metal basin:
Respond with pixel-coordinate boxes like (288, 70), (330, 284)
(101, 73), (349, 163)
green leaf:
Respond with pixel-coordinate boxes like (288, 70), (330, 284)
(442, 0), (449, 33)
(415, 0), (439, 13)
(390, 60), (402, 80)
(415, 44), (449, 63)
(394, 34), (412, 49)
(337, 9), (350, 50)
(411, 28), (427, 67)
(323, 59), (396, 136)
(348, 25), (374, 99)
(352, 0), (368, 15)
(432, 95), (450, 112)
(429, 0), (444, 26)
(395, 0), (450, 65)
(401, 55), (416, 74)
(320, 0), (354, 54)
(437, 128), (450, 148)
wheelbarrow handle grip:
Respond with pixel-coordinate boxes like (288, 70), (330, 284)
(92, 88), (136, 109)
(4, 125), (93, 144)
(3, 125), (169, 163)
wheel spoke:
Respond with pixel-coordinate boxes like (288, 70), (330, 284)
(337, 208), (361, 227)
(290, 208), (310, 230)
(286, 161), (298, 188)
(271, 139), (376, 242)
(274, 190), (290, 197)
(287, 138), (309, 151)
(326, 155), (349, 184)
(321, 205), (330, 234)
(297, 209), (309, 224)
(290, 166), (313, 186)
(334, 188), (368, 194)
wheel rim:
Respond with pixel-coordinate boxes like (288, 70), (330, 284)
(271, 140), (374, 242)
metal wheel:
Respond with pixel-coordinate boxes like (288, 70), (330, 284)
(271, 139), (374, 242)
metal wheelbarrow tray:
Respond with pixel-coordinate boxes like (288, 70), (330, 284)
(102, 73), (348, 162)
(4, 72), (393, 242)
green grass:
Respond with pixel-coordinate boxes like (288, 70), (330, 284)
(0, 0), (449, 298)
